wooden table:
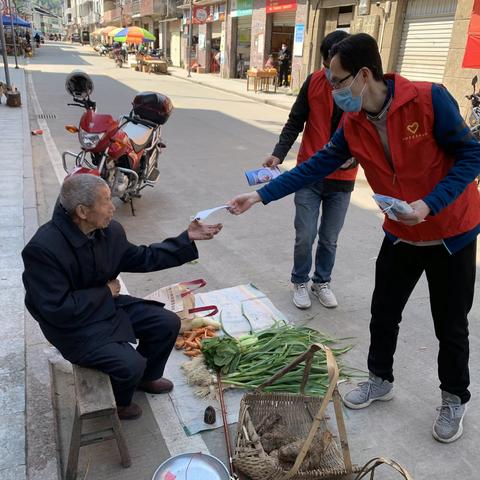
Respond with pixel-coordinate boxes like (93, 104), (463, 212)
(142, 59), (168, 74)
(246, 69), (277, 93)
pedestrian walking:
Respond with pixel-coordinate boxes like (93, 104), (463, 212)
(227, 33), (480, 444)
(263, 30), (357, 310)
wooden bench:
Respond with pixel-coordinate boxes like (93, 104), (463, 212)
(65, 365), (131, 480)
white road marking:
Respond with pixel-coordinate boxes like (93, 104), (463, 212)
(26, 71), (66, 185)
(26, 67), (210, 456)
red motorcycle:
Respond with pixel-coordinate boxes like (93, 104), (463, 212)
(62, 71), (173, 214)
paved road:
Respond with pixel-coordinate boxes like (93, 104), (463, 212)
(26, 43), (480, 479)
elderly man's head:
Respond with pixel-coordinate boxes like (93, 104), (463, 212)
(60, 174), (115, 234)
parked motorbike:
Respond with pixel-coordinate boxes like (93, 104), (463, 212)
(466, 75), (480, 185)
(466, 75), (480, 140)
(62, 71), (173, 214)
(95, 44), (111, 56)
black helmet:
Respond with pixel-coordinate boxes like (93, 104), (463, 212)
(65, 70), (93, 99)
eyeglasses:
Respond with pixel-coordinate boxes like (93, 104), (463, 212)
(330, 73), (353, 90)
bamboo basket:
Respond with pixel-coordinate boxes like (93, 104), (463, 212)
(353, 457), (413, 479)
(233, 343), (361, 480)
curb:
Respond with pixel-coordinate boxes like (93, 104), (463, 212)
(22, 66), (62, 480)
(168, 70), (295, 111)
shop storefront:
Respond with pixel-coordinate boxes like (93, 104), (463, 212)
(266, 0), (297, 81)
(231, 0), (253, 78)
(396, 0), (457, 83)
(165, 18), (181, 67)
(209, 5), (225, 73)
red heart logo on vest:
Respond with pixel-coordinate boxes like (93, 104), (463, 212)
(407, 122), (419, 134)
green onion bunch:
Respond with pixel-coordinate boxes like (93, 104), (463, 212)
(201, 322), (354, 396)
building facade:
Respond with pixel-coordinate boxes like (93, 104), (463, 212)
(92, 0), (477, 113)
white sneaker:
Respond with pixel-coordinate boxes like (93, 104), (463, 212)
(311, 282), (338, 308)
(292, 283), (311, 309)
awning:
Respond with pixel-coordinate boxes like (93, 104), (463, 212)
(462, 0), (480, 68)
(2, 14), (31, 27)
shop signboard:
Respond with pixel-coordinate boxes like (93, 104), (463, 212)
(266, 0), (296, 13)
(193, 5), (208, 24)
(293, 23), (304, 56)
(202, 4), (225, 22)
(231, 0), (253, 17)
(212, 3), (225, 22)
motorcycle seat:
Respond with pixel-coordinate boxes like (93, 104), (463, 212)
(121, 122), (153, 153)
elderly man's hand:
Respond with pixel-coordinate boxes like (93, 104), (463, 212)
(188, 221), (223, 241)
(107, 279), (121, 297)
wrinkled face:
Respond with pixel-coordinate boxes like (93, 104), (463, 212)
(84, 185), (115, 230)
(329, 54), (367, 94)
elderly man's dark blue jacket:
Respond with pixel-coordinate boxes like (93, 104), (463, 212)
(22, 203), (198, 362)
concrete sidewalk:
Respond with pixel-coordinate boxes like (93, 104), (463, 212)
(167, 66), (297, 111)
(0, 61), (59, 480)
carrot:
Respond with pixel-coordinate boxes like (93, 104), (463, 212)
(184, 349), (202, 357)
(194, 337), (202, 348)
(205, 325), (217, 331)
(175, 338), (185, 349)
(185, 331), (196, 342)
(192, 327), (207, 337)
(185, 340), (198, 349)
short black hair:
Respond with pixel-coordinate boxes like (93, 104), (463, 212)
(329, 33), (384, 81)
(320, 30), (350, 61)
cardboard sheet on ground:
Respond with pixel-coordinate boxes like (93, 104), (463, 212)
(162, 284), (288, 435)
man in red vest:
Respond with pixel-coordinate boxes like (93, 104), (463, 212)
(227, 33), (480, 443)
(263, 30), (357, 311)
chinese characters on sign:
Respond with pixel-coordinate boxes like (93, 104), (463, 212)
(266, 0), (297, 13)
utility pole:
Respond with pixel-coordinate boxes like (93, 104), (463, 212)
(0, 0), (12, 87)
(187, 0), (192, 77)
(7, 0), (19, 68)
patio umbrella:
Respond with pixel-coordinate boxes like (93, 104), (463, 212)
(113, 26), (155, 44)
(107, 27), (123, 38)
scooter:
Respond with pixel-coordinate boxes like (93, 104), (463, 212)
(62, 71), (173, 214)
(114, 49), (123, 67)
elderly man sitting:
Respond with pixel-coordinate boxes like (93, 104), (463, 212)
(22, 174), (222, 419)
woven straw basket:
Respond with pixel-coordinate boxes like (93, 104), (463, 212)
(233, 343), (361, 480)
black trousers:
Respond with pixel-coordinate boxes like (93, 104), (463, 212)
(77, 302), (180, 406)
(279, 65), (289, 86)
(368, 238), (476, 404)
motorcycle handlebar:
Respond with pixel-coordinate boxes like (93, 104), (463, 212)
(68, 97), (96, 109)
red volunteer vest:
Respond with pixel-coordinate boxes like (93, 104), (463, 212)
(343, 73), (480, 241)
(297, 69), (358, 181)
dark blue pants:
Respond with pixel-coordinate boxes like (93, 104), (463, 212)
(77, 302), (180, 406)
(368, 238), (476, 404)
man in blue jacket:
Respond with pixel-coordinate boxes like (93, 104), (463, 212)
(228, 33), (480, 443)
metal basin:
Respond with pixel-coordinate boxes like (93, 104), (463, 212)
(152, 452), (231, 480)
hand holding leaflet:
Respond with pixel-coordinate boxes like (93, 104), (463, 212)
(245, 166), (281, 186)
(372, 194), (413, 221)
(192, 205), (229, 221)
